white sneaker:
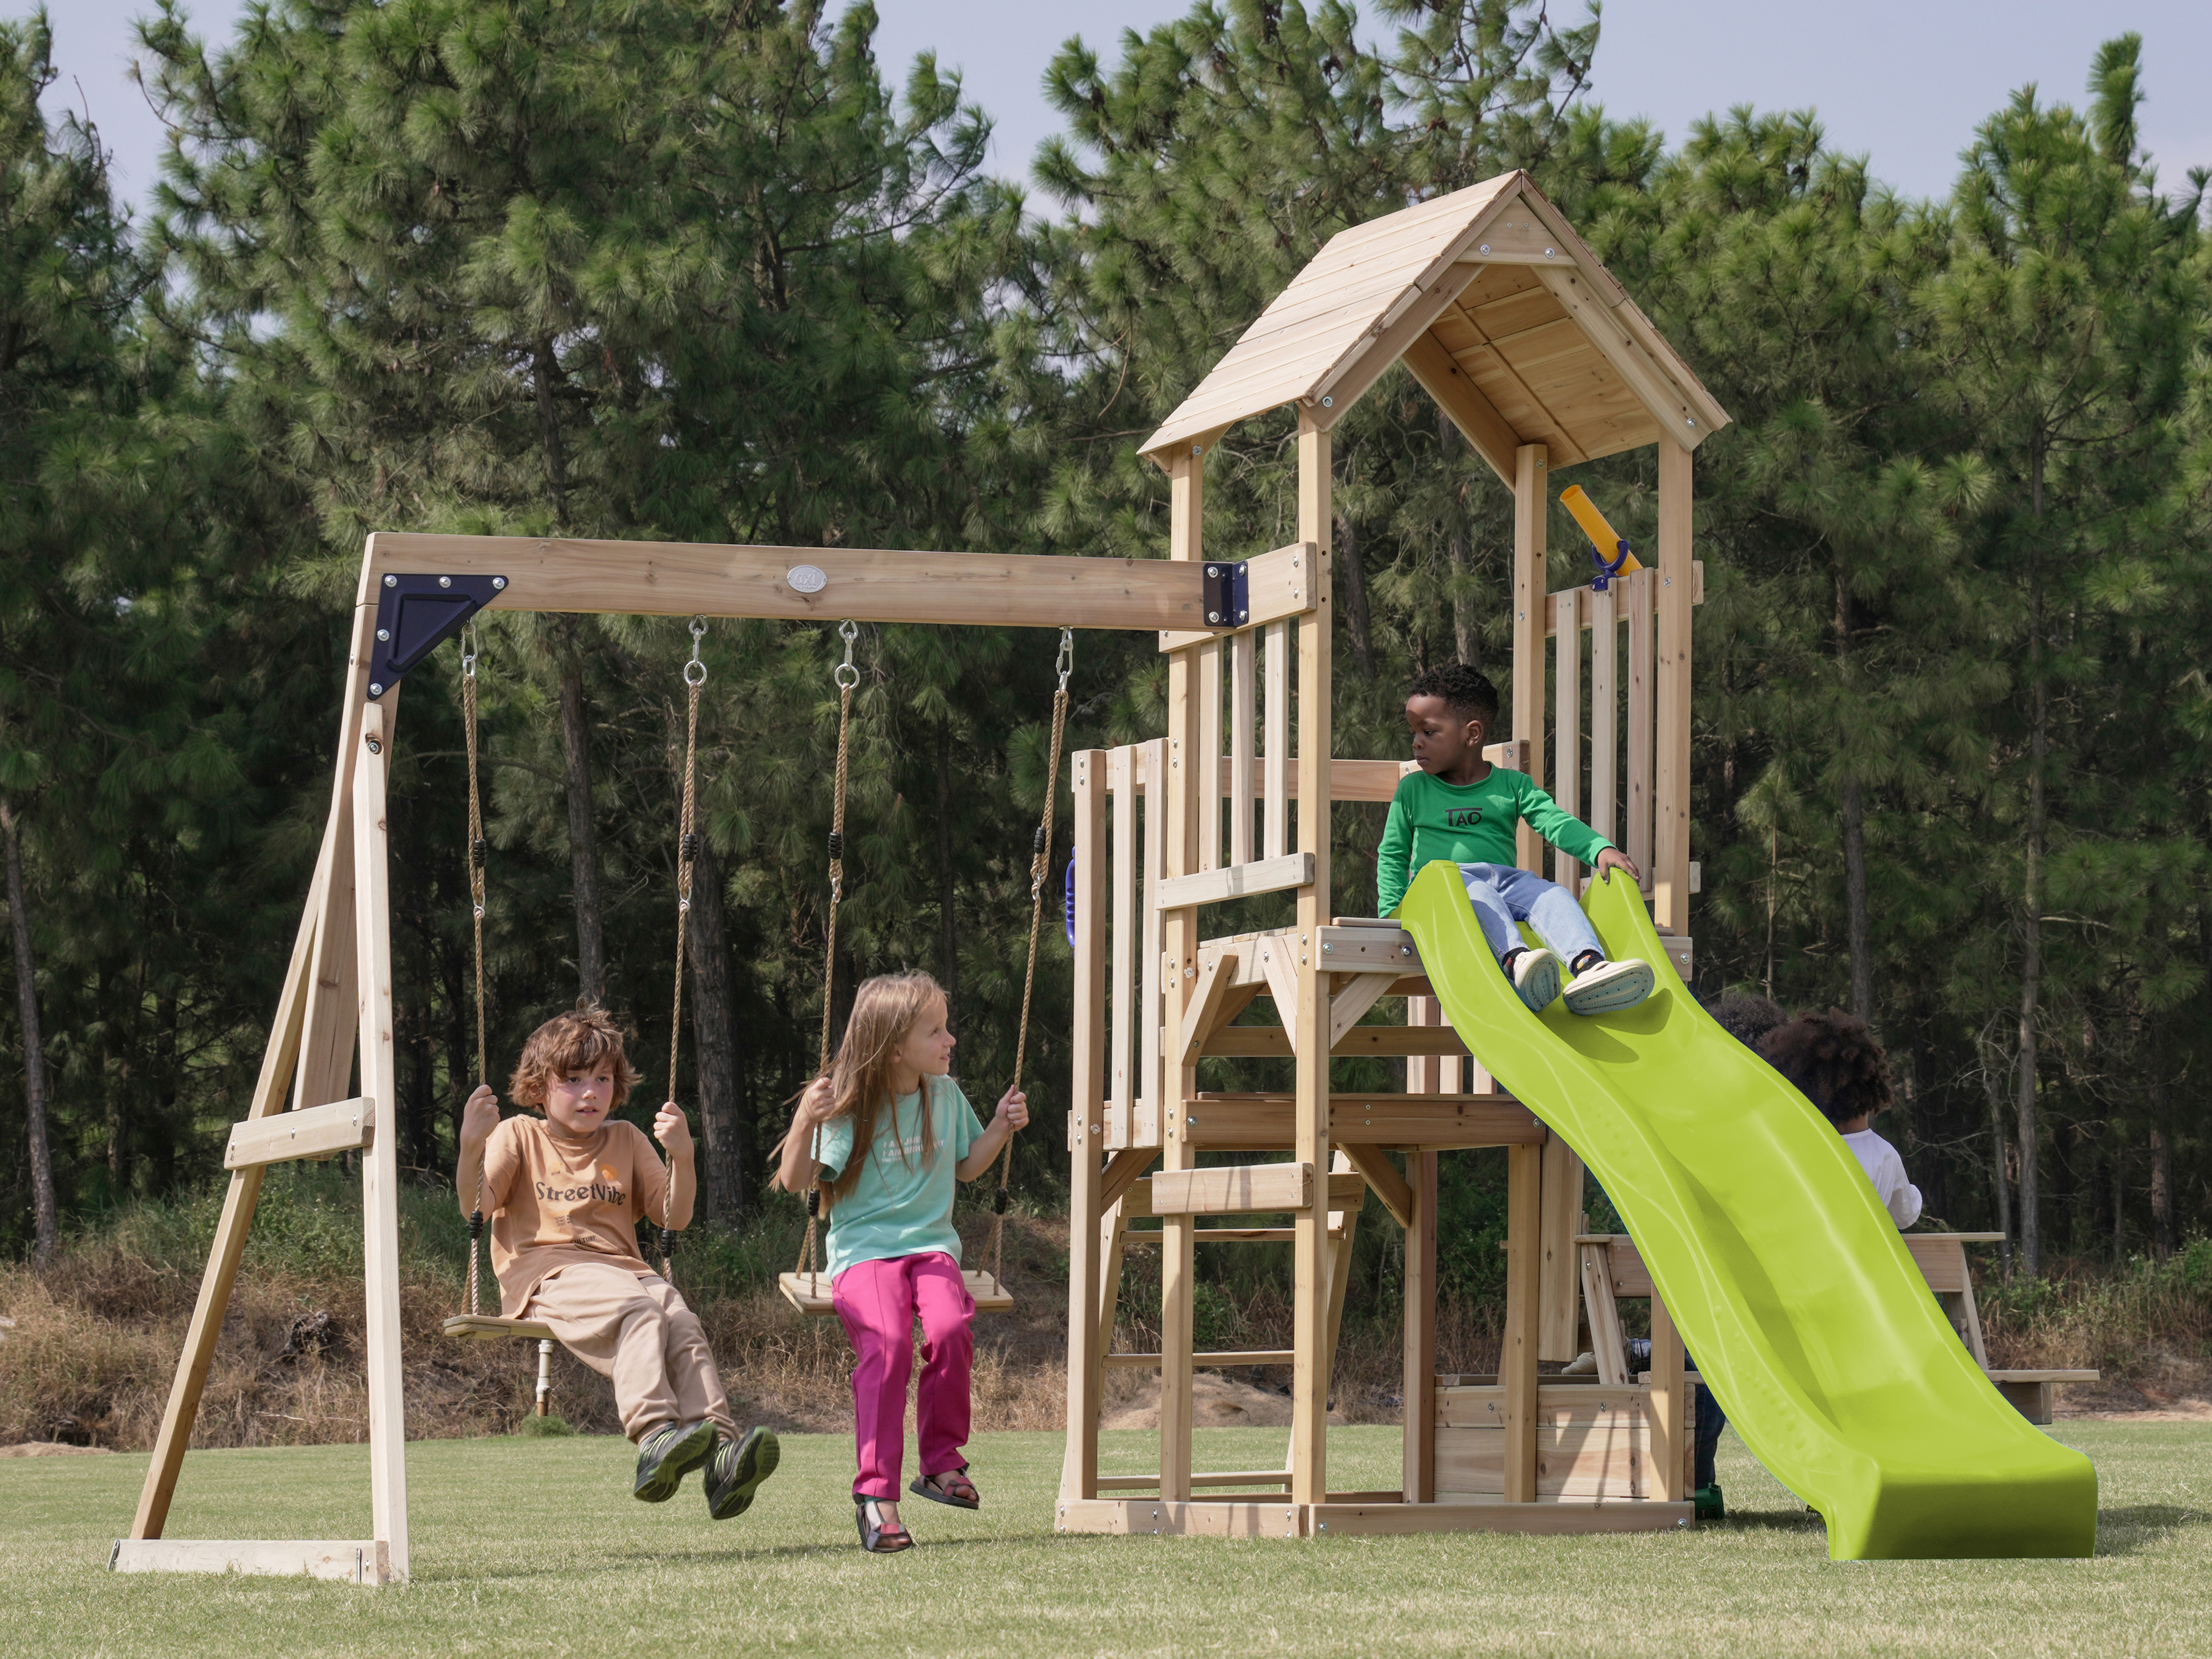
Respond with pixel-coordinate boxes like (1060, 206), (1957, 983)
(1563, 957), (1654, 1015)
(1504, 947), (1561, 1012)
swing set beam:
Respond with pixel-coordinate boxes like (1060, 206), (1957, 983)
(121, 529), (1209, 1586)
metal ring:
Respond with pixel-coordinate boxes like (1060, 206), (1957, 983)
(833, 662), (860, 690)
(685, 658), (707, 686)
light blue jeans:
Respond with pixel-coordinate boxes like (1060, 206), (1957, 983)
(1457, 863), (1604, 967)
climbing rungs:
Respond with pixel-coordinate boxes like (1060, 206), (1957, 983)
(223, 1098), (374, 1170)
(1154, 853), (1313, 911)
(110, 1538), (390, 1584)
(778, 1270), (1013, 1317)
(1104, 1349), (1296, 1368)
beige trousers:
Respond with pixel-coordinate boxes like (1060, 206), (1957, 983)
(527, 1261), (737, 1442)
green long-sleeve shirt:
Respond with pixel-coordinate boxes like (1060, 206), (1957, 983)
(1374, 765), (1615, 915)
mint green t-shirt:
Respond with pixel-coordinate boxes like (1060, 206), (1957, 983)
(816, 1076), (985, 1278)
(1374, 765), (1614, 915)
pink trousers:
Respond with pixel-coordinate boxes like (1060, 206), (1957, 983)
(831, 1251), (974, 1500)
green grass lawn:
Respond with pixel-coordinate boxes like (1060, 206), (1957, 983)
(1, 1422), (2205, 1656)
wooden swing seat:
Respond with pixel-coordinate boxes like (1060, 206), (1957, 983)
(778, 1269), (1014, 1317)
(441, 1314), (555, 1342)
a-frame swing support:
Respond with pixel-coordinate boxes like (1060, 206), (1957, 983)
(115, 536), (1248, 1584)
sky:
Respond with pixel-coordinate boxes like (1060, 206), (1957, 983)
(29, 0), (2212, 216)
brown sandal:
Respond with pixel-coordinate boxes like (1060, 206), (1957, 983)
(910, 1467), (979, 1510)
(855, 1495), (913, 1552)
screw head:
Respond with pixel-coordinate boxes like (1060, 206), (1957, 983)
(1545, 247), (1556, 258)
(1206, 565), (1219, 577)
(492, 575), (507, 589)
(1192, 444), (1202, 455)
(437, 575), (452, 588)
(375, 628), (390, 641)
(1321, 395), (1333, 408)
(368, 682), (384, 695)
(1238, 609), (1249, 621)
(1207, 611), (1222, 624)
(1321, 942), (1333, 954)
(1479, 243), (1491, 254)
(366, 738), (382, 754)
(383, 574), (397, 587)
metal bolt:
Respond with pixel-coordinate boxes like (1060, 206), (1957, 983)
(1478, 243), (1491, 254)
(383, 574), (397, 587)
(1321, 942), (1333, 954)
(366, 738), (382, 754)
(1545, 247), (1556, 258)
(438, 575), (452, 588)
(1192, 445), (1203, 455)
(492, 576), (507, 589)
(1208, 611), (1222, 624)
(1291, 557), (1300, 567)
(368, 682), (384, 696)
(1238, 609), (1249, 622)
(1401, 944), (1412, 957)
(375, 628), (390, 641)
(1321, 395), (1333, 408)
(1206, 565), (1219, 578)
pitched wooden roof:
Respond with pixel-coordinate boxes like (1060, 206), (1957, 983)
(1140, 172), (1730, 478)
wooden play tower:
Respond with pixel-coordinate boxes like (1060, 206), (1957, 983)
(1056, 173), (1731, 1538)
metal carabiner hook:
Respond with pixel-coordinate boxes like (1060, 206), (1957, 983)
(461, 624), (478, 680)
(833, 619), (860, 691)
(685, 615), (708, 686)
(1056, 627), (1074, 693)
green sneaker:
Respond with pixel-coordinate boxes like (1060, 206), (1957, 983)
(704, 1427), (781, 1521)
(1693, 1482), (1725, 1521)
(633, 1418), (716, 1504)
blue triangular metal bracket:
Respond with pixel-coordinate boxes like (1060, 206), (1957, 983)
(366, 573), (508, 699)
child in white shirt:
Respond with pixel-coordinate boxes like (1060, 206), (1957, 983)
(1760, 1009), (1922, 1228)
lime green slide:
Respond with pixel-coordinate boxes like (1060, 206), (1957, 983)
(1397, 860), (2097, 1559)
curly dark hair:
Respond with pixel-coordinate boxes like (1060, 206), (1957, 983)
(1758, 1009), (1894, 1126)
(1705, 992), (1786, 1051)
(1407, 662), (1499, 727)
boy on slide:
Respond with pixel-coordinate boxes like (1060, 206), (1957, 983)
(1378, 664), (1653, 1014)
(458, 1006), (780, 1517)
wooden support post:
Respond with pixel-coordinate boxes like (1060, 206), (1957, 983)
(1230, 633), (1255, 863)
(1198, 640), (1224, 872)
(1062, 751), (1109, 1500)
(1160, 445), (1206, 1503)
(1654, 440), (1694, 933)
(1263, 622), (1289, 859)
(1649, 1291), (1688, 1503)
(1402, 1149), (1438, 1503)
(1537, 1138), (1585, 1362)
(352, 699), (409, 1581)
(1501, 1141), (1543, 1504)
(1589, 582), (1618, 851)
(1626, 568), (1655, 891)
(1108, 747), (1136, 1147)
(130, 834), (330, 1541)
(1511, 445), (1547, 873)
(1139, 739), (1166, 1147)
(1290, 412), (1334, 1506)
(1552, 588), (1582, 891)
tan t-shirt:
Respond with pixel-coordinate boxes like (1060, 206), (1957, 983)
(482, 1115), (669, 1316)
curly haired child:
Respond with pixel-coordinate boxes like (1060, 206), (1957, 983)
(457, 1005), (779, 1518)
(1761, 1008), (1923, 1228)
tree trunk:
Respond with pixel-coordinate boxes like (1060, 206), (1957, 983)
(1335, 507), (1375, 676)
(685, 838), (747, 1223)
(1986, 1063), (2015, 1280)
(401, 996), (435, 1171)
(2, 802), (59, 1266)
(533, 333), (570, 528)
(559, 645), (608, 1006)
(1438, 410), (1479, 667)
(935, 720), (961, 1014)
(1834, 572), (1874, 1024)
(2149, 1116), (2174, 1262)
(2015, 617), (2047, 1280)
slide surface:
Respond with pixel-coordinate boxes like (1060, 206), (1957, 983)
(1398, 860), (2097, 1559)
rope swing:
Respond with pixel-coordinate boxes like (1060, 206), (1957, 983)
(658, 618), (708, 1282)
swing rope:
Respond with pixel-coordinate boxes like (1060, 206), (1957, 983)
(984, 628), (1073, 1286)
(462, 630), (491, 1319)
(659, 618), (708, 1282)
(792, 620), (860, 1291)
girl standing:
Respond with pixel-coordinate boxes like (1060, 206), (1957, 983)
(774, 972), (1029, 1553)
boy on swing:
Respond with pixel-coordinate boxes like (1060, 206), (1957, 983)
(1378, 664), (1653, 1014)
(458, 1005), (780, 1517)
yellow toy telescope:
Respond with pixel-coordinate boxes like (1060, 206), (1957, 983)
(1560, 485), (1641, 591)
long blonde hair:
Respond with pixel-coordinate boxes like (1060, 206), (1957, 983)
(779, 971), (947, 1206)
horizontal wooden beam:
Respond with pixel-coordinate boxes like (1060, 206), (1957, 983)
(1203, 1024), (1470, 1059)
(1103, 1349), (1297, 1369)
(1177, 1093), (1545, 1152)
(1544, 562), (1702, 634)
(364, 533), (1214, 633)
(1146, 1162), (1315, 1214)
(1154, 853), (1312, 912)
(109, 1538), (385, 1584)
(1095, 1469), (1293, 1489)
(1159, 542), (1316, 650)
(223, 1098), (374, 1170)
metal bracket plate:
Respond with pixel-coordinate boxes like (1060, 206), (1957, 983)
(1200, 561), (1249, 629)
(366, 574), (507, 698)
